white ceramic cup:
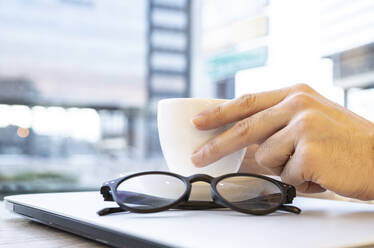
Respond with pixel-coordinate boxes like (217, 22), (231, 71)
(157, 98), (247, 177)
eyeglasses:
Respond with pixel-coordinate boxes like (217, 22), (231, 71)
(97, 171), (301, 216)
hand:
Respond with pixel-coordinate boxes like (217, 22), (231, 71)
(190, 84), (374, 200)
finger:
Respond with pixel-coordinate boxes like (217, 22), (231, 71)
(254, 125), (295, 175)
(192, 87), (291, 130)
(238, 144), (275, 175)
(192, 83), (317, 130)
(295, 182), (326, 194)
(191, 101), (293, 167)
(280, 146), (325, 193)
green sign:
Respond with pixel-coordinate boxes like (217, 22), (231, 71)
(207, 46), (268, 81)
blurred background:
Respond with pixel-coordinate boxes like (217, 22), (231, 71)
(0, 0), (373, 199)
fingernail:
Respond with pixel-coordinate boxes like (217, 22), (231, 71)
(190, 149), (204, 167)
(191, 115), (205, 128)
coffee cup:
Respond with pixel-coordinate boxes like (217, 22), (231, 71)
(157, 98), (246, 177)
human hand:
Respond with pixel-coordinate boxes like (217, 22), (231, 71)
(190, 84), (374, 200)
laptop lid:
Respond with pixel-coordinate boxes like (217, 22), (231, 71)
(5, 192), (374, 248)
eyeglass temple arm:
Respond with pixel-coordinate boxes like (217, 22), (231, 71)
(97, 201), (300, 216)
(278, 205), (301, 214)
(97, 200), (223, 216)
(216, 193), (300, 214)
(97, 207), (126, 216)
(177, 199), (300, 214)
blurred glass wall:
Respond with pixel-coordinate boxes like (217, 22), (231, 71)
(199, 0), (374, 121)
(1, 0), (374, 197)
(0, 0), (160, 196)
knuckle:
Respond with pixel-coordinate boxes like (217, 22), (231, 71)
(199, 147), (210, 162)
(293, 110), (319, 131)
(234, 119), (251, 137)
(281, 145), (316, 185)
(238, 93), (257, 109)
(287, 92), (315, 110)
(193, 104), (225, 129)
(204, 140), (220, 157)
(256, 141), (291, 170)
(254, 147), (266, 166)
(212, 104), (224, 121)
(293, 83), (314, 93)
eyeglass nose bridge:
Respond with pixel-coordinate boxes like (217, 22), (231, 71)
(188, 174), (214, 183)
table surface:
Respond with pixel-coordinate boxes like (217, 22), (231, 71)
(0, 201), (107, 248)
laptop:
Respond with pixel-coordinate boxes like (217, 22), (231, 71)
(5, 192), (374, 248)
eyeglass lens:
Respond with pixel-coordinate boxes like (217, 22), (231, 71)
(116, 174), (186, 210)
(216, 176), (283, 211)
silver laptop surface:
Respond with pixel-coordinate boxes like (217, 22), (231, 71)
(5, 192), (374, 248)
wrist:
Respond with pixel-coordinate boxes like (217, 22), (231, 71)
(369, 128), (374, 200)
(371, 126), (374, 158)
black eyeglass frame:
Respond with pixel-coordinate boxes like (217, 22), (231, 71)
(99, 171), (301, 216)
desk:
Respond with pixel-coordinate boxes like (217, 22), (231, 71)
(0, 201), (107, 248)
